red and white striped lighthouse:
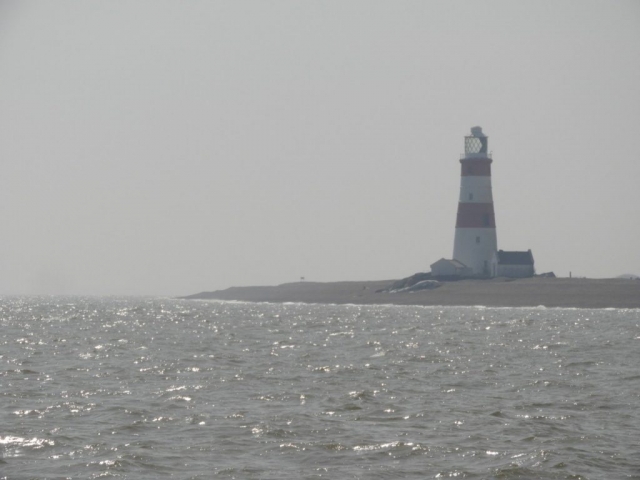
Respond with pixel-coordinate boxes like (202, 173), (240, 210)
(452, 126), (497, 276)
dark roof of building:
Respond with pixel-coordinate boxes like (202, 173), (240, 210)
(496, 250), (534, 265)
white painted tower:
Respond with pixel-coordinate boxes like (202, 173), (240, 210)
(452, 127), (497, 276)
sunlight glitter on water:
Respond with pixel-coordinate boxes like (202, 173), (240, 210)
(1, 297), (639, 478)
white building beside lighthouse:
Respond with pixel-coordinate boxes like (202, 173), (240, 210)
(452, 126), (497, 276)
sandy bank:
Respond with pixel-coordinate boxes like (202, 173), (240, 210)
(183, 277), (640, 309)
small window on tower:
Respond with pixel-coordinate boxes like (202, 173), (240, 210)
(469, 193), (473, 200)
(483, 214), (490, 226)
(476, 236), (480, 244)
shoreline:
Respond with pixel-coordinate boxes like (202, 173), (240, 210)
(182, 277), (640, 309)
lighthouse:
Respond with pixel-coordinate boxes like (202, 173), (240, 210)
(452, 126), (497, 276)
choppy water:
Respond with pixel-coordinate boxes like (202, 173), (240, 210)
(1, 297), (639, 479)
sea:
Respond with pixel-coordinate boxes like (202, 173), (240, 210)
(1, 297), (639, 479)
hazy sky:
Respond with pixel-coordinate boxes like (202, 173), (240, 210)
(1, 1), (639, 296)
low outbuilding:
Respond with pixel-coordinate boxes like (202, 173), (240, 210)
(492, 250), (535, 278)
(430, 258), (472, 278)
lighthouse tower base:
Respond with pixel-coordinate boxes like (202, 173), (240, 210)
(453, 228), (497, 277)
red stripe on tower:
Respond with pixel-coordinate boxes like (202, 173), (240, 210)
(460, 158), (492, 176)
(456, 203), (496, 228)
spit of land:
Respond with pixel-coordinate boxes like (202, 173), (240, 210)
(183, 277), (640, 309)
